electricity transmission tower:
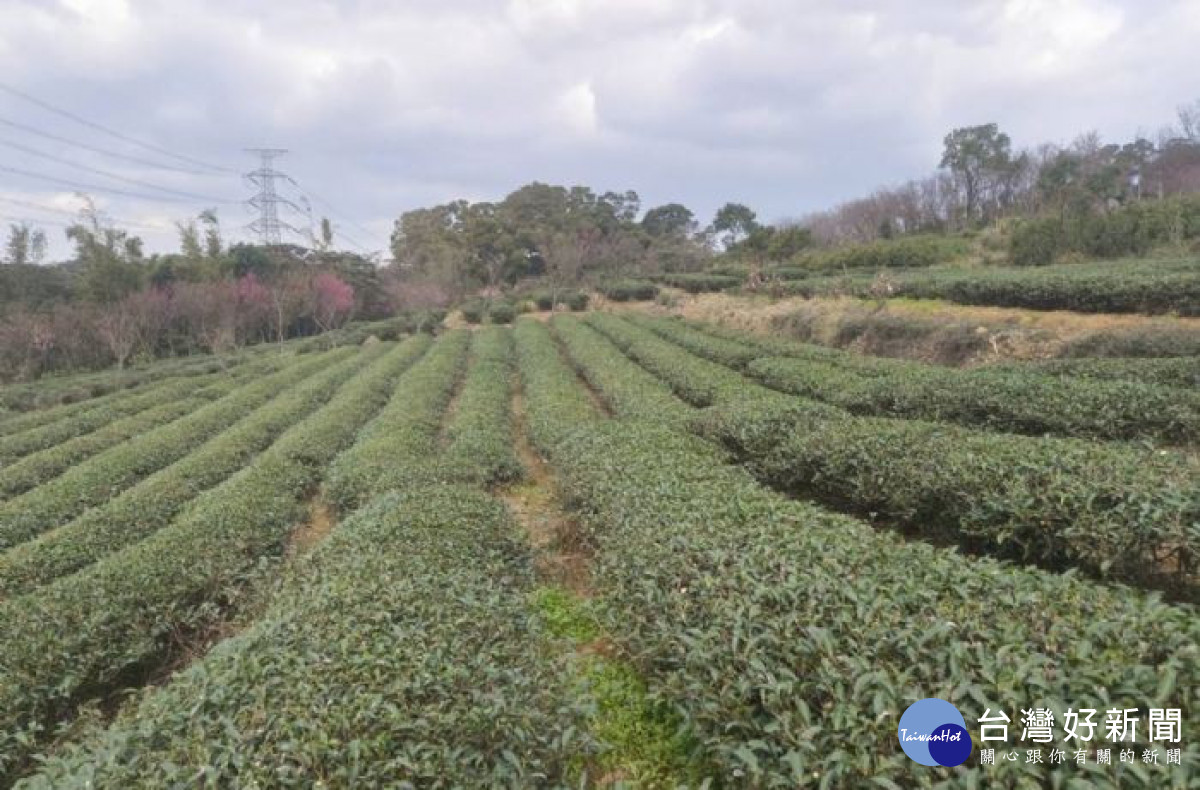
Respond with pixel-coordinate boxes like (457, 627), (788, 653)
(244, 148), (302, 245)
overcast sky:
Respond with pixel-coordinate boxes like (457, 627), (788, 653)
(0, 0), (1197, 260)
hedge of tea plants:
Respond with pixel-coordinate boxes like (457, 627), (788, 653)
(590, 314), (1198, 589)
(0, 341), (424, 781)
(19, 329), (587, 787)
(0, 346), (387, 596)
(513, 319), (1200, 787)
(990, 355), (1200, 390)
(0, 396), (213, 499)
(0, 370), (238, 465)
(549, 315), (694, 428)
(633, 314), (1199, 444)
(325, 330), (469, 510)
(18, 487), (587, 788)
(653, 273), (742, 293)
(440, 326), (522, 486)
(778, 257), (1200, 315)
(599, 279), (660, 302)
(0, 351), (348, 552)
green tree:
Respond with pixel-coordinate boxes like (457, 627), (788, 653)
(319, 217), (334, 251)
(939, 123), (1015, 223)
(642, 203), (696, 237)
(710, 202), (760, 248)
(199, 209), (223, 259)
(67, 199), (145, 303)
(4, 223), (47, 265)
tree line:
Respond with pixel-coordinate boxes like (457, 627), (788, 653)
(0, 201), (382, 380)
(802, 99), (1200, 245)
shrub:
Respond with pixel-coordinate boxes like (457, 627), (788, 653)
(599, 280), (659, 302)
(487, 301), (517, 324)
(460, 300), (485, 324)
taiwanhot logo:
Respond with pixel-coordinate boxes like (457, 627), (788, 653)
(898, 698), (973, 767)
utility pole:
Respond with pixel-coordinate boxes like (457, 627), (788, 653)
(244, 148), (301, 245)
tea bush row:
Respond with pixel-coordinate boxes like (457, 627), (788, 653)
(513, 320), (1200, 786)
(0, 371), (235, 466)
(0, 346), (389, 596)
(325, 330), (469, 511)
(440, 327), (522, 486)
(593, 315), (1199, 589)
(636, 314), (1199, 443)
(20, 488), (585, 786)
(0, 341), (424, 781)
(0, 351), (347, 551)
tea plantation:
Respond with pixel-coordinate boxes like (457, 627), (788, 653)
(0, 312), (1194, 788)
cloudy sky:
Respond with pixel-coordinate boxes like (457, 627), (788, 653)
(0, 0), (1197, 260)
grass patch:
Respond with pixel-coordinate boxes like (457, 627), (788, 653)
(530, 586), (704, 788)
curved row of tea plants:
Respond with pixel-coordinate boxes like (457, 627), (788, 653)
(0, 395), (215, 499)
(20, 492), (584, 787)
(0, 340), (426, 781)
(0, 346), (384, 596)
(0, 350), (347, 552)
(549, 316), (693, 428)
(584, 312), (797, 410)
(325, 330), (469, 511)
(0, 351), (252, 416)
(778, 257), (1200, 315)
(632, 314), (1200, 444)
(22, 332), (587, 787)
(991, 355), (1200, 390)
(0, 369), (240, 466)
(589, 314), (1199, 590)
(440, 326), (522, 486)
(513, 318), (1200, 787)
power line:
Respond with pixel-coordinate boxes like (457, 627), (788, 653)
(291, 178), (384, 248)
(0, 196), (169, 231)
(0, 212), (74, 229)
(0, 138), (238, 203)
(0, 115), (220, 177)
(0, 164), (229, 204)
(0, 80), (237, 174)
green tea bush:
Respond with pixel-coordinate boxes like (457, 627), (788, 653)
(513, 323), (1200, 786)
(1060, 323), (1200, 358)
(599, 280), (659, 302)
(21, 487), (588, 788)
(635, 314), (1200, 443)
(0, 341), (425, 780)
(655, 273), (741, 293)
(440, 327), (521, 486)
(550, 316), (692, 428)
(325, 330), (469, 511)
(698, 397), (1199, 589)
(0, 396), (210, 499)
(0, 353), (350, 552)
(1002, 356), (1200, 389)
(0, 370), (237, 465)
(0, 346), (395, 596)
(487, 301), (517, 324)
(775, 257), (1200, 315)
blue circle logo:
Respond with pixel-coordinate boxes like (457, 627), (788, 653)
(898, 698), (972, 767)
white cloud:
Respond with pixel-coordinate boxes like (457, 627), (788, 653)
(0, 0), (1194, 260)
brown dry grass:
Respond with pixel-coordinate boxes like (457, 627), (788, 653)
(615, 290), (1200, 365)
(497, 390), (593, 596)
